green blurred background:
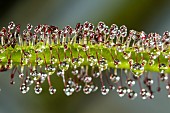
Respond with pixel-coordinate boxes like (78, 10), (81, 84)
(0, 0), (170, 113)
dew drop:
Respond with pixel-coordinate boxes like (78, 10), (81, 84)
(49, 86), (56, 95)
(159, 63), (168, 73)
(98, 58), (108, 71)
(126, 79), (135, 87)
(127, 89), (137, 100)
(20, 83), (29, 94)
(110, 74), (120, 83)
(83, 84), (92, 94)
(101, 86), (109, 95)
(88, 56), (97, 66)
(130, 62), (144, 77)
(45, 65), (56, 75)
(59, 61), (69, 71)
(30, 70), (41, 81)
(117, 86), (127, 97)
(34, 85), (42, 94)
(25, 76), (34, 86)
(140, 89), (150, 99)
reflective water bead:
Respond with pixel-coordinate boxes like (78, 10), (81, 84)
(30, 70), (41, 81)
(101, 86), (109, 95)
(74, 84), (82, 92)
(98, 21), (106, 31)
(88, 56), (97, 66)
(25, 76), (34, 86)
(92, 72), (100, 78)
(19, 73), (24, 78)
(51, 56), (58, 64)
(72, 58), (81, 69)
(83, 84), (92, 94)
(63, 85), (74, 96)
(20, 83), (29, 94)
(59, 61), (69, 71)
(36, 57), (43, 65)
(114, 59), (121, 68)
(144, 78), (154, 86)
(127, 89), (137, 100)
(98, 58), (108, 71)
(117, 86), (127, 97)
(126, 79), (135, 87)
(140, 89), (150, 99)
(159, 63), (168, 73)
(72, 69), (79, 75)
(83, 76), (92, 83)
(130, 62), (144, 77)
(8, 21), (15, 30)
(120, 25), (127, 38)
(160, 73), (168, 81)
(110, 74), (120, 83)
(49, 86), (56, 95)
(57, 70), (64, 77)
(45, 65), (56, 75)
(34, 85), (42, 94)
(91, 85), (98, 92)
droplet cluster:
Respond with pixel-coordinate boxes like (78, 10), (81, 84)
(0, 21), (170, 99)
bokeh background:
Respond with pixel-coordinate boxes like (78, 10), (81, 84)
(1, 0), (170, 113)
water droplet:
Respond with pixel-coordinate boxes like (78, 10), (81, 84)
(130, 62), (144, 77)
(144, 78), (154, 86)
(27, 24), (33, 31)
(49, 86), (56, 95)
(126, 79), (135, 87)
(91, 85), (98, 92)
(150, 48), (160, 59)
(120, 25), (127, 38)
(57, 70), (64, 77)
(123, 51), (131, 59)
(63, 85), (74, 96)
(30, 70), (41, 81)
(140, 89), (150, 99)
(72, 58), (81, 69)
(25, 76), (34, 86)
(127, 89), (137, 100)
(98, 21), (106, 31)
(117, 86), (127, 97)
(36, 57), (43, 65)
(92, 72), (100, 78)
(110, 74), (120, 83)
(101, 86), (109, 95)
(19, 73), (24, 78)
(88, 56), (97, 66)
(159, 63), (168, 73)
(110, 24), (118, 39)
(83, 84), (92, 94)
(59, 61), (69, 71)
(20, 83), (29, 94)
(98, 58), (108, 71)
(51, 56), (57, 64)
(34, 85), (42, 94)
(74, 84), (82, 92)
(83, 76), (92, 83)
(72, 69), (79, 75)
(45, 65), (56, 75)
(21, 58), (29, 65)
(114, 59), (121, 68)
(8, 21), (15, 30)
(160, 73), (168, 81)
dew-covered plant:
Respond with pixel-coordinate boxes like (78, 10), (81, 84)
(0, 21), (170, 99)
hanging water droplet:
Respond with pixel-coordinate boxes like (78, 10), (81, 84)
(160, 73), (168, 81)
(110, 74), (120, 83)
(51, 56), (57, 64)
(74, 84), (82, 92)
(98, 58), (108, 71)
(8, 21), (15, 30)
(130, 62), (144, 77)
(150, 48), (160, 59)
(83, 76), (92, 83)
(140, 89), (150, 99)
(21, 58), (29, 66)
(57, 70), (64, 77)
(120, 25), (127, 38)
(126, 79), (135, 87)
(92, 72), (100, 78)
(127, 89), (137, 100)
(25, 76), (34, 86)
(36, 57), (43, 65)
(91, 85), (98, 92)
(116, 44), (125, 52)
(63, 85), (75, 96)
(59, 61), (69, 71)
(88, 56), (97, 66)
(34, 85), (42, 94)
(117, 86), (127, 97)
(45, 65), (56, 75)
(101, 86), (109, 95)
(114, 59), (121, 68)
(40, 72), (47, 83)
(20, 83), (29, 94)
(123, 51), (131, 59)
(72, 58), (81, 69)
(30, 70), (41, 81)
(72, 69), (79, 75)
(144, 78), (154, 86)
(49, 86), (56, 95)
(19, 73), (24, 78)
(83, 84), (92, 94)
(159, 63), (168, 73)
